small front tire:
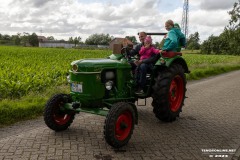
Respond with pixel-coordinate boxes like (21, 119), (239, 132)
(44, 94), (75, 131)
(104, 102), (136, 148)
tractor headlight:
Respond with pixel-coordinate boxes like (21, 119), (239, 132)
(105, 71), (115, 80)
(72, 64), (78, 72)
(105, 81), (113, 90)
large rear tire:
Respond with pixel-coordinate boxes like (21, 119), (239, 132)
(152, 64), (186, 122)
(44, 94), (75, 131)
(104, 102), (135, 148)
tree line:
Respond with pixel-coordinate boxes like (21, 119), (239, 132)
(0, 32), (138, 47)
(0, 32), (39, 46)
(187, 0), (240, 55)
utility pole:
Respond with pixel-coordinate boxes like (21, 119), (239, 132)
(181, 0), (189, 39)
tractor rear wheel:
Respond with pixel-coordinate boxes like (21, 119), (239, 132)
(104, 102), (136, 148)
(152, 64), (186, 122)
(44, 94), (75, 131)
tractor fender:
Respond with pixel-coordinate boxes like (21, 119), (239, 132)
(155, 56), (190, 73)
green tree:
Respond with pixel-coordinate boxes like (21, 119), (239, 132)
(186, 32), (200, 50)
(68, 37), (74, 43)
(12, 33), (21, 45)
(2, 34), (11, 40)
(0, 34), (11, 44)
(21, 32), (30, 46)
(209, 35), (222, 54)
(228, 0), (240, 30)
(154, 42), (161, 49)
(125, 36), (137, 44)
(217, 30), (231, 54)
(201, 39), (211, 54)
(85, 33), (111, 45)
(201, 1), (240, 55)
(227, 0), (240, 55)
(158, 36), (166, 49)
(47, 36), (55, 40)
(74, 36), (81, 47)
(29, 33), (39, 46)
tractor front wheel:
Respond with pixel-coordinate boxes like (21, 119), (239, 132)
(104, 102), (136, 148)
(44, 94), (75, 131)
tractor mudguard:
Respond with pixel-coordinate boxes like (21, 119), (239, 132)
(155, 55), (190, 73)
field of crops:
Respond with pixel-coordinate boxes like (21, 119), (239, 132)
(183, 53), (240, 79)
(1, 46), (240, 100)
(0, 46), (111, 99)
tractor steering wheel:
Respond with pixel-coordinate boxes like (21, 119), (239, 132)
(121, 46), (131, 60)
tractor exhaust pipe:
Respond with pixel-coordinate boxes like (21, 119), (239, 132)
(138, 32), (167, 36)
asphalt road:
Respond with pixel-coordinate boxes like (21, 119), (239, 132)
(0, 70), (240, 160)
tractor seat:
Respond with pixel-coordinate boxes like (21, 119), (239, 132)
(161, 51), (182, 58)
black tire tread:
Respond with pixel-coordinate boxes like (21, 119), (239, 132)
(104, 102), (135, 148)
(44, 94), (75, 131)
(151, 64), (187, 122)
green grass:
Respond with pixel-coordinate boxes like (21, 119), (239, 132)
(186, 64), (240, 80)
(0, 96), (46, 127)
(182, 49), (201, 54)
(182, 53), (240, 80)
(1, 46), (240, 126)
(0, 85), (69, 127)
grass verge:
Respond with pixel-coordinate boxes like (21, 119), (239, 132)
(187, 63), (240, 80)
(0, 85), (68, 127)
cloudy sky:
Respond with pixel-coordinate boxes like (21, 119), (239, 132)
(0, 0), (237, 43)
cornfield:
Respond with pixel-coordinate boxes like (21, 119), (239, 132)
(1, 46), (240, 99)
(0, 46), (110, 99)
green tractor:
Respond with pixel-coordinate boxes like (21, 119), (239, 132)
(44, 34), (190, 148)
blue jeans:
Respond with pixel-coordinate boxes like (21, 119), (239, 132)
(136, 63), (153, 89)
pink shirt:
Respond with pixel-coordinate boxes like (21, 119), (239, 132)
(139, 46), (160, 60)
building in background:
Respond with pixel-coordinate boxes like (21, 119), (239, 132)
(109, 38), (133, 50)
(38, 36), (74, 48)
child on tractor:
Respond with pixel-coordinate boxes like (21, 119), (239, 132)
(135, 36), (160, 94)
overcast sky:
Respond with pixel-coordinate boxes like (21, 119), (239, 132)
(0, 0), (237, 43)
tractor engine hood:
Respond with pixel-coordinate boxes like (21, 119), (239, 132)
(70, 58), (130, 73)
